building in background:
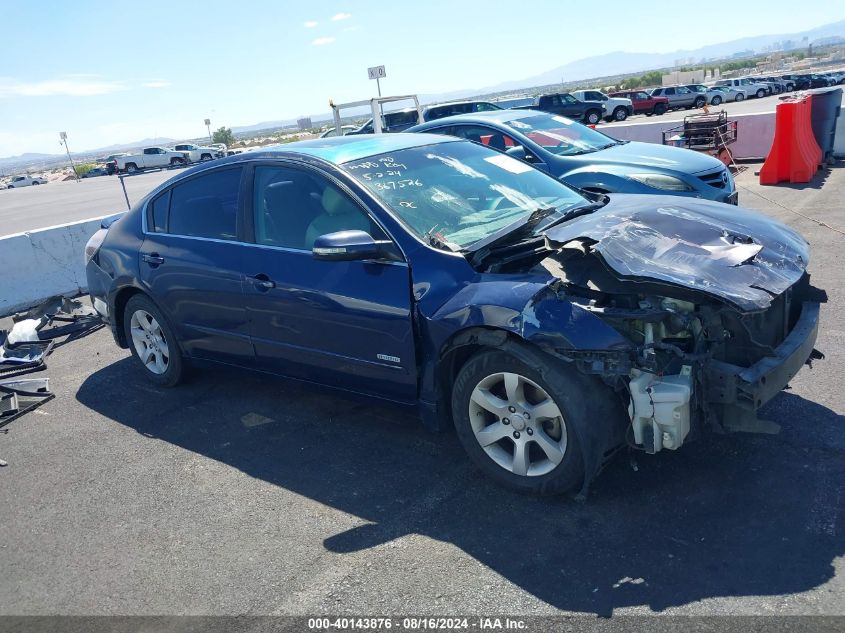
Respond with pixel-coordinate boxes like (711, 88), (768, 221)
(297, 117), (313, 131)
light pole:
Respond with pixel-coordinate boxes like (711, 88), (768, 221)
(59, 132), (80, 182)
(204, 118), (212, 143)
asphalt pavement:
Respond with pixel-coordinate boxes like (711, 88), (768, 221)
(0, 170), (175, 236)
(0, 162), (844, 620)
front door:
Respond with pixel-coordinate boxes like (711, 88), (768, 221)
(241, 164), (418, 402)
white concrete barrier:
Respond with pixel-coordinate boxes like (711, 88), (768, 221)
(834, 110), (845, 158)
(0, 215), (109, 316)
(602, 111), (777, 160)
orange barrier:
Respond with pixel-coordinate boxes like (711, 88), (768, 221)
(759, 96), (823, 185)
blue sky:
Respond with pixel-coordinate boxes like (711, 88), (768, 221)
(0, 0), (837, 156)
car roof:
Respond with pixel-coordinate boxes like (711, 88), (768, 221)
(426, 100), (494, 109)
(218, 133), (460, 166)
(412, 109), (546, 128)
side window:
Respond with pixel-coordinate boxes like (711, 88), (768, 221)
(563, 94), (578, 104)
(475, 103), (498, 112)
(637, 92), (648, 100)
(664, 88), (675, 95)
(452, 126), (520, 152)
(143, 148), (154, 155)
(252, 166), (384, 250)
(148, 190), (170, 233)
(168, 167), (242, 240)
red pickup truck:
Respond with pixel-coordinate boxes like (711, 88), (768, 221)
(610, 90), (669, 116)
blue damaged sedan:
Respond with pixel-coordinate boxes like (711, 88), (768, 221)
(85, 134), (822, 495)
(408, 110), (738, 204)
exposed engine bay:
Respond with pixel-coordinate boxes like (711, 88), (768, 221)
(477, 195), (826, 454)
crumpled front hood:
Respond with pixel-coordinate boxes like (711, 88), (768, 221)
(544, 194), (810, 311)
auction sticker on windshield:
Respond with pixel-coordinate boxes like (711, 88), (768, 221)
(483, 154), (534, 174)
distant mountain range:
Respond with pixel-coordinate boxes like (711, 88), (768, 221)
(2, 18), (844, 164)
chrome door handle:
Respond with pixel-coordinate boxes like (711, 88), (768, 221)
(251, 274), (276, 291)
(141, 253), (165, 265)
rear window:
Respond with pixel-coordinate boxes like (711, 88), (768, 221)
(165, 167), (242, 240)
(149, 190), (170, 232)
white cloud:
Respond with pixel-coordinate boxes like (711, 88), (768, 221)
(0, 76), (126, 98)
(312, 37), (335, 46)
(142, 80), (171, 89)
(343, 26), (359, 32)
(331, 12), (352, 21)
(304, 20), (318, 28)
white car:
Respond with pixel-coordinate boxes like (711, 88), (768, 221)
(7, 175), (48, 188)
(173, 143), (225, 163)
(571, 89), (634, 122)
(709, 86), (747, 103)
(715, 78), (771, 99)
(115, 147), (191, 173)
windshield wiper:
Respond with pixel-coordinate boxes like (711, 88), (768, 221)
(466, 207), (558, 266)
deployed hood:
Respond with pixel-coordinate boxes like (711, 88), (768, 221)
(570, 141), (723, 174)
(544, 194), (810, 311)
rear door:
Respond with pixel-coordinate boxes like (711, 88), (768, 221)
(240, 163), (418, 402)
(138, 166), (254, 364)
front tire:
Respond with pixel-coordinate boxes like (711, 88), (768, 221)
(711, 95), (722, 106)
(694, 96), (706, 108)
(735, 93), (745, 102)
(123, 295), (185, 387)
(653, 103), (667, 115)
(170, 158), (185, 167)
(756, 89), (766, 99)
(612, 106), (628, 121)
(452, 349), (613, 495)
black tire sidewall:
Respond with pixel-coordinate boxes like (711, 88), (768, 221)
(123, 294), (184, 387)
(451, 349), (587, 495)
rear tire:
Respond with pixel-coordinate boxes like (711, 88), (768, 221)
(123, 294), (185, 388)
(756, 89), (766, 99)
(200, 153), (212, 161)
(735, 93), (745, 102)
(170, 158), (185, 167)
(711, 95), (722, 106)
(451, 348), (621, 495)
(612, 107), (628, 121)
(585, 110), (601, 125)
(126, 163), (138, 174)
(694, 96), (706, 108)
(31, 181), (40, 185)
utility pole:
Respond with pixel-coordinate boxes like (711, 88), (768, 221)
(59, 132), (80, 182)
(204, 118), (212, 142)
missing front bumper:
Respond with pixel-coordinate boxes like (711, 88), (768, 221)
(704, 301), (821, 412)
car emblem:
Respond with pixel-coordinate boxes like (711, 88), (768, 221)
(722, 172), (728, 185)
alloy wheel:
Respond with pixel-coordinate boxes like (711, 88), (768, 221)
(468, 371), (567, 477)
(129, 309), (170, 375)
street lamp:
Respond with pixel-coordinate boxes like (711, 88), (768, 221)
(59, 131), (80, 183)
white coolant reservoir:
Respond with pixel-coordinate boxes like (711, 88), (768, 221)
(629, 367), (692, 453)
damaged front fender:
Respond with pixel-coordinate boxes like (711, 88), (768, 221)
(430, 278), (633, 358)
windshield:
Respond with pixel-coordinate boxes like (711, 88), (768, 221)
(502, 114), (619, 156)
(342, 141), (587, 249)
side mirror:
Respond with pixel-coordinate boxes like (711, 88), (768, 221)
(506, 145), (538, 163)
(312, 230), (384, 261)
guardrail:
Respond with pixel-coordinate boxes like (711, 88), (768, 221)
(0, 215), (110, 316)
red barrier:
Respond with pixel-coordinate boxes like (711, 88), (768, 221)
(759, 96), (823, 185)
